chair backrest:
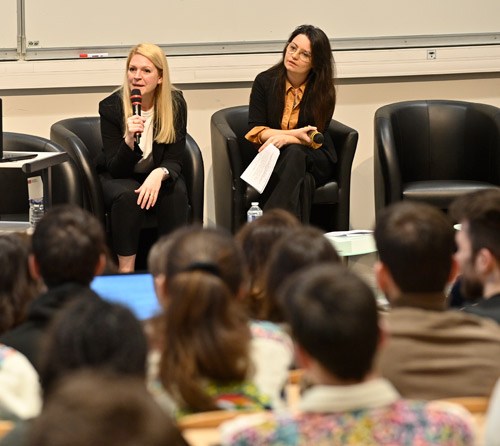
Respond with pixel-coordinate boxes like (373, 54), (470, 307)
(375, 100), (500, 183)
(1, 132), (82, 217)
(50, 117), (204, 225)
(50, 117), (106, 225)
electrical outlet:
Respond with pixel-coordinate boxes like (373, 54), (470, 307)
(427, 49), (436, 60)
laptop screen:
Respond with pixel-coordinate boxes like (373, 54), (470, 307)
(90, 272), (161, 321)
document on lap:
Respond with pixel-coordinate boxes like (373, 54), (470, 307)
(241, 143), (280, 194)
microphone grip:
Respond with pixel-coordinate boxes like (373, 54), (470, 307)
(132, 104), (142, 145)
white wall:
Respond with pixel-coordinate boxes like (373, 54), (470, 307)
(3, 71), (500, 229)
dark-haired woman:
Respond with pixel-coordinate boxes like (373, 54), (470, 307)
(246, 24), (336, 222)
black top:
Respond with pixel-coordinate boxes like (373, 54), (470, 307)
(248, 69), (337, 164)
(98, 89), (187, 182)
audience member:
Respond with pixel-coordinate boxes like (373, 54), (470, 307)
(450, 189), (500, 324)
(235, 209), (301, 319)
(38, 293), (148, 397)
(0, 234), (43, 334)
(0, 205), (107, 370)
(262, 225), (340, 323)
(0, 233), (43, 427)
(156, 227), (273, 416)
(147, 227), (293, 414)
(27, 370), (189, 446)
(220, 264), (475, 445)
(374, 201), (500, 399)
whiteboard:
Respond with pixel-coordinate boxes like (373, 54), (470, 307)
(23, 0), (500, 53)
(0, 0), (18, 58)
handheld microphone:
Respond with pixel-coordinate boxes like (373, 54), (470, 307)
(130, 89), (142, 144)
(308, 129), (324, 145)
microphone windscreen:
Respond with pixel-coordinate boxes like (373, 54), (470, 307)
(311, 131), (324, 144)
(130, 89), (142, 104)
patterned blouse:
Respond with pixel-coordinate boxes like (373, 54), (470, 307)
(220, 398), (475, 445)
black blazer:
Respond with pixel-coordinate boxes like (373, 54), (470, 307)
(98, 89), (187, 182)
(248, 69), (337, 164)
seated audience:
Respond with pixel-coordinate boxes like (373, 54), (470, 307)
(150, 227), (290, 415)
(450, 189), (500, 324)
(374, 201), (500, 399)
(235, 209), (301, 319)
(262, 225), (340, 323)
(220, 264), (475, 445)
(0, 291), (149, 446)
(0, 205), (107, 370)
(27, 370), (189, 446)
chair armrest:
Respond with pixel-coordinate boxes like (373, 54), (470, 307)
(327, 119), (359, 229)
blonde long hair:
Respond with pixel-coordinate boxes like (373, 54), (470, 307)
(121, 43), (178, 144)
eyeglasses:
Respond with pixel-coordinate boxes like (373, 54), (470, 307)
(286, 43), (311, 63)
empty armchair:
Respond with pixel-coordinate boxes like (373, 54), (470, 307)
(374, 100), (500, 215)
(211, 105), (358, 233)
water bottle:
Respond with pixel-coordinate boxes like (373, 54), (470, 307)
(247, 202), (263, 222)
(29, 199), (44, 228)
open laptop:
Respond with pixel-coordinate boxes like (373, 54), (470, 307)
(0, 98), (38, 163)
(90, 272), (162, 321)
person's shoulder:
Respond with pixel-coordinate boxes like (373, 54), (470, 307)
(373, 399), (475, 445)
(99, 90), (122, 111)
(414, 399), (475, 441)
(254, 69), (276, 84)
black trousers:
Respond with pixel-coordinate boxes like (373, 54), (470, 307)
(101, 173), (189, 256)
(258, 144), (334, 223)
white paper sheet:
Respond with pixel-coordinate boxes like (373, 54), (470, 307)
(240, 144), (280, 194)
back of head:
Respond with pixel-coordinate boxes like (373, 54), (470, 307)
(450, 189), (500, 262)
(28, 370), (188, 446)
(160, 227), (251, 412)
(236, 209), (301, 317)
(165, 226), (246, 296)
(263, 225), (340, 322)
(39, 293), (147, 396)
(281, 263), (379, 381)
(374, 201), (455, 293)
(0, 234), (42, 333)
(32, 205), (106, 288)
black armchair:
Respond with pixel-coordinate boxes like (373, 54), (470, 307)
(374, 100), (500, 214)
(0, 132), (81, 219)
(50, 117), (205, 229)
(210, 105), (358, 233)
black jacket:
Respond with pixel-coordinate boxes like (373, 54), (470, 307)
(98, 89), (187, 182)
(248, 69), (337, 164)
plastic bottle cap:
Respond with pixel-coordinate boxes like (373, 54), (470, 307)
(251, 202), (259, 205)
